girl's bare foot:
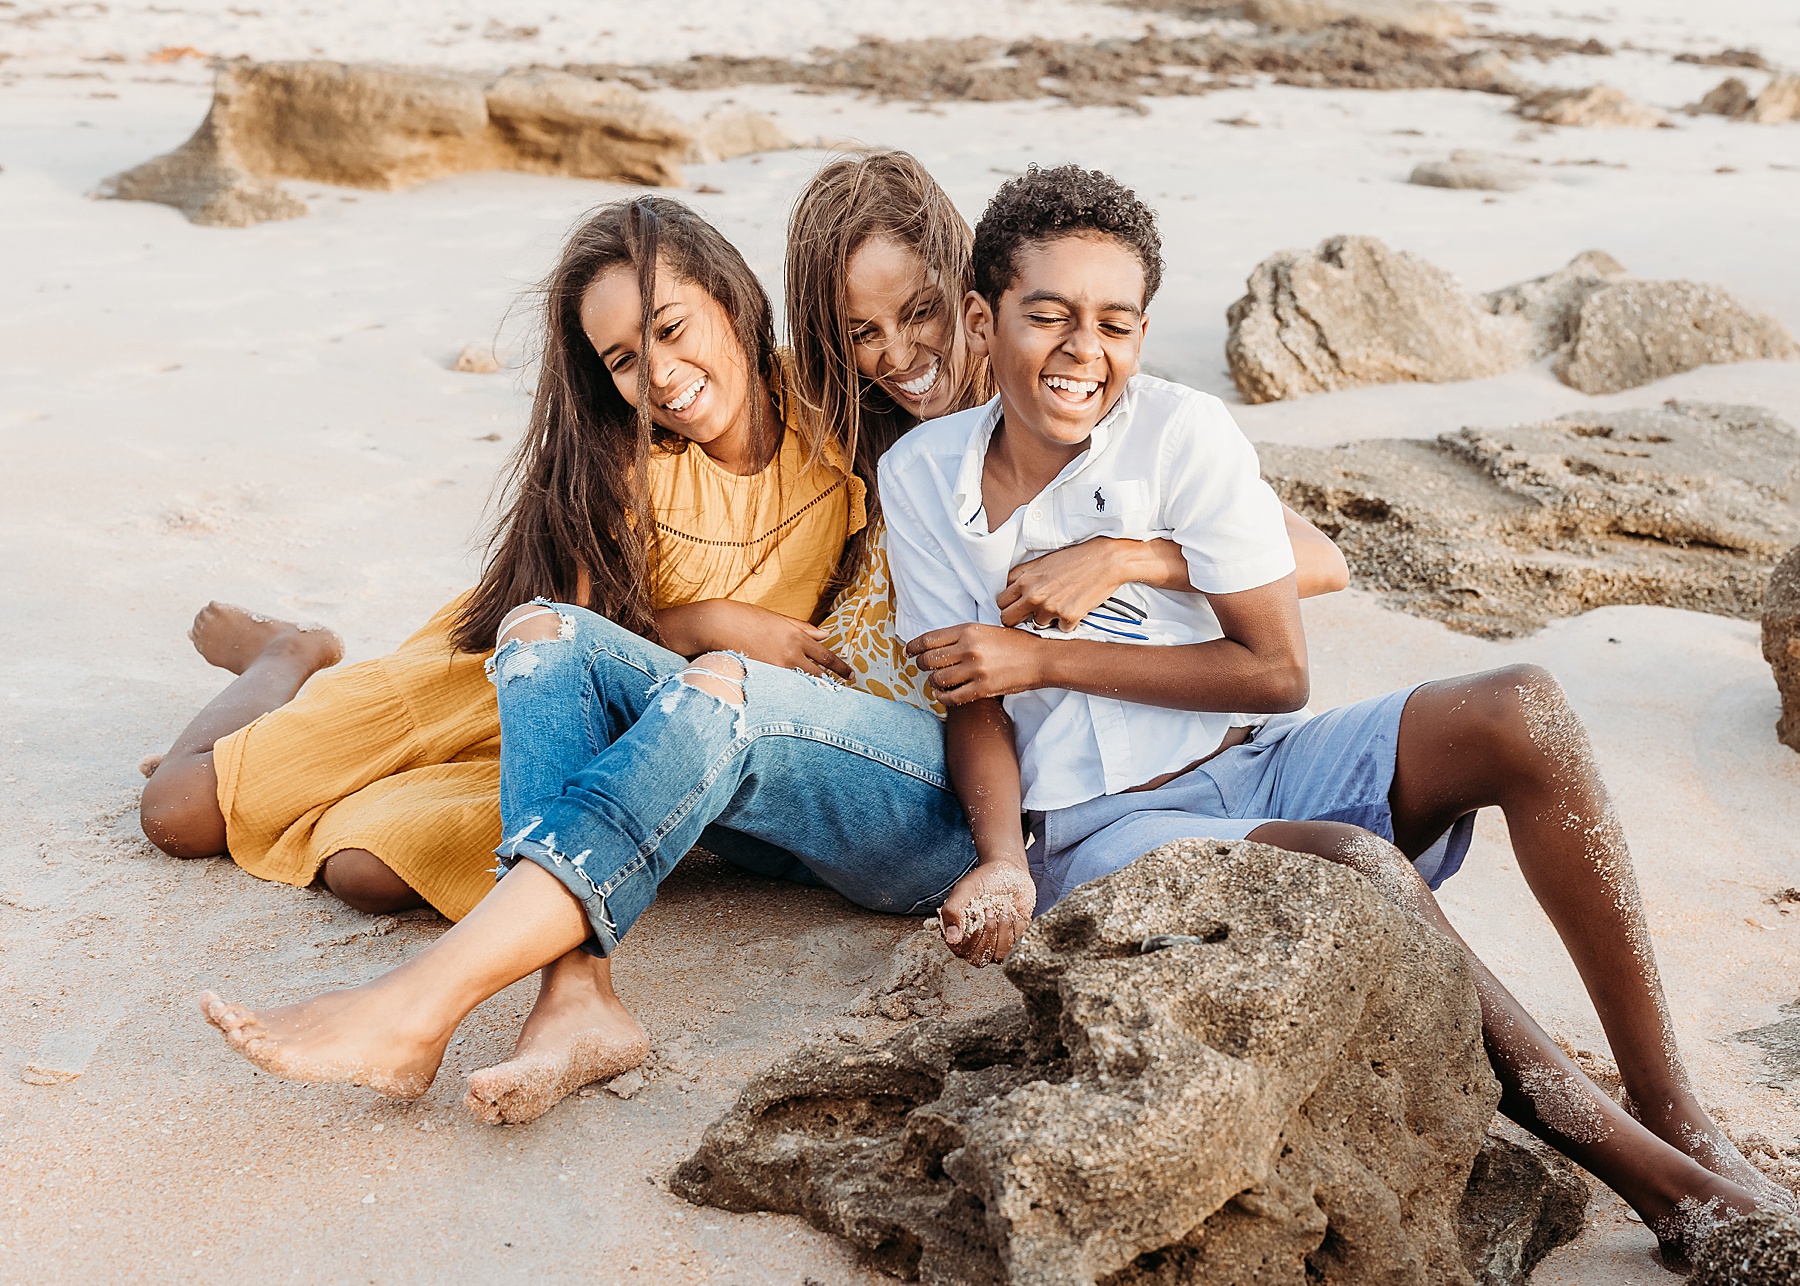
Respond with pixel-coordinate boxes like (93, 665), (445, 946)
(463, 959), (649, 1126)
(188, 601), (343, 677)
(198, 983), (451, 1099)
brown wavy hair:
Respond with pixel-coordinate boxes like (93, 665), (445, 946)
(452, 196), (783, 653)
(785, 151), (991, 593)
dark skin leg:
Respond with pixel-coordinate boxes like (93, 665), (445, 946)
(1384, 663), (1791, 1211)
(1248, 816), (1761, 1268)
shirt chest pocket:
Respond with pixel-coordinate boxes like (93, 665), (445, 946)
(1056, 478), (1155, 542)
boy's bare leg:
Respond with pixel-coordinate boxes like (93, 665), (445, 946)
(1386, 665), (1793, 1209)
(140, 602), (344, 857)
(464, 949), (650, 1125)
(199, 862), (590, 1099)
(1249, 818), (1763, 1268)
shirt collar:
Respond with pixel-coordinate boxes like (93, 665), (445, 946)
(950, 381), (1138, 527)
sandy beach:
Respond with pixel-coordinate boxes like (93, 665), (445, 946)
(3, 0), (1798, 1280)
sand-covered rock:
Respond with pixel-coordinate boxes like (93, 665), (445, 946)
(1690, 76), (1757, 118)
(1408, 151), (1532, 192)
(1688, 73), (1800, 123)
(1226, 235), (1531, 403)
(674, 839), (1502, 1285)
(1689, 1208), (1800, 1285)
(1457, 1119), (1591, 1286)
(686, 106), (797, 164)
(1480, 250), (1631, 360)
(1764, 545), (1800, 754)
(1243, 0), (1466, 38)
(1515, 85), (1668, 129)
(1264, 401), (1800, 637)
(98, 61), (697, 225)
(1554, 280), (1800, 394)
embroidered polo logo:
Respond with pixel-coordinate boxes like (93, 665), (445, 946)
(1093, 487), (1106, 513)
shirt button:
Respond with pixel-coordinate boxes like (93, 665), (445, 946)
(1029, 508), (1042, 520)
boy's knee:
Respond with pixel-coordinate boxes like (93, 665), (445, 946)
(1251, 820), (1412, 879)
(139, 770), (223, 859)
(677, 652), (747, 707)
(1480, 663), (1581, 775)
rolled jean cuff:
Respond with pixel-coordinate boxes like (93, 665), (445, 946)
(494, 835), (647, 957)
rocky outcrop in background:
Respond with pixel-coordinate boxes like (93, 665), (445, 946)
(1263, 401), (1800, 637)
(1764, 545), (1800, 754)
(1226, 238), (1798, 402)
(1513, 84), (1668, 129)
(673, 839), (1553, 1285)
(1689, 73), (1800, 124)
(96, 61), (794, 226)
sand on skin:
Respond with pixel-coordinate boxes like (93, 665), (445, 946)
(3, 0), (1800, 1280)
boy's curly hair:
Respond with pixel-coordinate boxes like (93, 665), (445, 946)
(972, 164), (1164, 307)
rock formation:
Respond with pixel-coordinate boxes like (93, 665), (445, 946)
(1764, 545), (1800, 753)
(1226, 235), (1531, 404)
(675, 839), (1507, 1285)
(1263, 402), (1800, 637)
(1514, 85), (1668, 129)
(1689, 1208), (1800, 1286)
(1241, 0), (1467, 38)
(1555, 280), (1800, 394)
(1692, 73), (1800, 124)
(1227, 241), (1797, 401)
(1456, 1120), (1591, 1286)
(1407, 151), (1531, 191)
(96, 61), (796, 226)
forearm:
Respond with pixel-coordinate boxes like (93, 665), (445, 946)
(653, 601), (722, 657)
(1283, 506), (1349, 599)
(945, 701), (1028, 868)
(1032, 632), (1308, 712)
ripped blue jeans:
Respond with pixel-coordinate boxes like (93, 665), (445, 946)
(487, 602), (976, 955)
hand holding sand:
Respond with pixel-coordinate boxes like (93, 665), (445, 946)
(934, 861), (1035, 967)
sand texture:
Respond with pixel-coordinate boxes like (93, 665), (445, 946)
(6, 0), (1800, 1281)
(676, 840), (1500, 1285)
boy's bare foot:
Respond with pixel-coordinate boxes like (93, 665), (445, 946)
(463, 973), (649, 1125)
(1644, 1172), (1766, 1272)
(198, 984), (449, 1099)
(1634, 1095), (1800, 1211)
(189, 601), (343, 677)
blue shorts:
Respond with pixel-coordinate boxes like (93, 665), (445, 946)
(1025, 685), (1474, 911)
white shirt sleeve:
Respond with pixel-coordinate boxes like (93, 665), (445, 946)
(878, 452), (986, 644)
(1161, 396), (1297, 595)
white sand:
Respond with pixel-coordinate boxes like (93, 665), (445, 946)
(2, 0), (1798, 1279)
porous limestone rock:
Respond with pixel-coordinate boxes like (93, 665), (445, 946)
(1456, 1119), (1590, 1286)
(686, 106), (797, 164)
(1479, 249), (1631, 360)
(1690, 76), (1756, 118)
(1764, 544), (1800, 754)
(1225, 235), (1531, 403)
(1263, 401), (1800, 637)
(1408, 151), (1532, 192)
(1515, 84), (1668, 129)
(1553, 280), (1800, 395)
(1243, 0), (1467, 38)
(1689, 1208), (1800, 1285)
(675, 839), (1503, 1285)
(98, 61), (697, 226)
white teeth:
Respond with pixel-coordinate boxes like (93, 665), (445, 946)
(664, 375), (706, 412)
(895, 357), (941, 398)
(1045, 376), (1100, 396)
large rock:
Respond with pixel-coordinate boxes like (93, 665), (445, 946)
(674, 839), (1504, 1285)
(1226, 235), (1531, 404)
(1408, 151), (1532, 192)
(1689, 73), (1800, 124)
(1689, 1208), (1800, 1285)
(1263, 401), (1800, 637)
(1480, 250), (1630, 360)
(1765, 545), (1800, 753)
(1457, 1119), (1590, 1286)
(1553, 280), (1800, 394)
(96, 61), (701, 226)
(1515, 85), (1668, 129)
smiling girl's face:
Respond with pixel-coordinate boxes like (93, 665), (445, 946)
(580, 261), (756, 460)
(843, 234), (962, 422)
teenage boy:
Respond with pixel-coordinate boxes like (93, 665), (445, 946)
(876, 164), (1783, 1255)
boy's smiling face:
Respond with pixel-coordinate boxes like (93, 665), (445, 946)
(965, 232), (1149, 449)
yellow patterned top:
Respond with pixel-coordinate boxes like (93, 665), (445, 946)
(819, 519), (946, 718)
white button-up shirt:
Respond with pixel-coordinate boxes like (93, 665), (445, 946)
(879, 375), (1295, 812)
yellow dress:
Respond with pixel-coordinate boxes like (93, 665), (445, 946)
(215, 420), (862, 921)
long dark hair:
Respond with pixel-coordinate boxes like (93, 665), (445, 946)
(453, 196), (783, 653)
(785, 151), (991, 595)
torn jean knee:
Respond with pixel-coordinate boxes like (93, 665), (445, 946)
(484, 598), (578, 688)
(643, 651), (751, 740)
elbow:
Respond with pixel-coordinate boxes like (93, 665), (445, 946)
(1267, 663), (1310, 713)
(1300, 552), (1349, 599)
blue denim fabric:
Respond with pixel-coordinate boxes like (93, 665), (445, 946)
(488, 603), (976, 954)
(1026, 685), (1476, 911)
